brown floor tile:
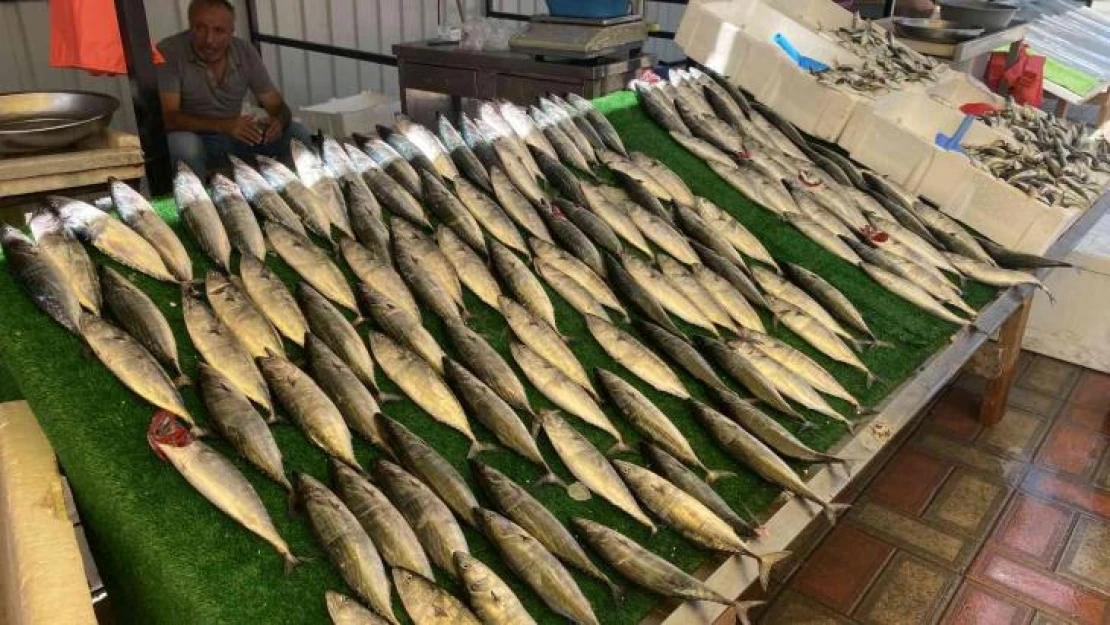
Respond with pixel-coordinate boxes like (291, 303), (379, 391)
(1019, 357), (1081, 399)
(1056, 515), (1110, 595)
(992, 493), (1075, 565)
(978, 408), (1050, 461)
(853, 551), (957, 625)
(1022, 468), (1110, 520)
(849, 500), (975, 571)
(925, 468), (1011, 539)
(1007, 387), (1065, 418)
(955, 372), (989, 395)
(1069, 371), (1110, 411)
(760, 589), (856, 624)
(866, 448), (953, 516)
(941, 580), (1033, 625)
(912, 432), (1028, 486)
(927, 387), (985, 442)
(970, 548), (1108, 624)
(1062, 403), (1110, 436)
(1034, 423), (1108, 479)
(790, 523), (895, 613)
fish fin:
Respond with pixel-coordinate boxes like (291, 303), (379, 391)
(755, 550), (791, 590)
(283, 552), (312, 575)
(188, 424), (209, 438)
(607, 581), (626, 605)
(284, 487), (298, 518)
(795, 418), (818, 433)
(705, 468), (737, 485)
(732, 600), (765, 625)
(567, 481), (592, 501)
(535, 470), (566, 488)
(377, 392), (403, 403)
(823, 502), (851, 524)
(606, 440), (632, 456)
(173, 373), (193, 388)
(350, 315), (365, 328)
(467, 440), (498, 459)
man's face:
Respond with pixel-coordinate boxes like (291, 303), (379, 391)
(190, 5), (234, 64)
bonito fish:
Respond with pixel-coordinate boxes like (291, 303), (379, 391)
(147, 413), (300, 571)
(298, 282), (377, 391)
(109, 179), (192, 281)
(266, 222), (356, 312)
(51, 196), (174, 282)
(238, 255), (307, 346)
(454, 551), (536, 625)
(173, 162), (232, 270)
(292, 139), (353, 237)
(230, 156), (307, 236)
(206, 270), (283, 359)
(2, 225), (81, 332)
(183, 291), (272, 414)
(101, 266), (186, 384)
(393, 568), (481, 625)
(209, 173), (266, 260)
(585, 315), (688, 398)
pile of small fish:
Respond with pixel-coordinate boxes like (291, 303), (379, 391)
(969, 99), (1110, 208)
(817, 17), (941, 94)
(1, 75), (1064, 625)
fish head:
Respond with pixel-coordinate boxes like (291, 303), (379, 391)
(324, 592), (355, 619)
(147, 410), (194, 461)
(294, 471), (328, 498)
(570, 516), (606, 541)
(25, 208), (64, 241)
(452, 551), (483, 586)
(108, 178), (151, 220)
(472, 507), (505, 537)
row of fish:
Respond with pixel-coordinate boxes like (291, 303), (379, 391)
(630, 67), (1055, 327)
(0, 80), (1038, 625)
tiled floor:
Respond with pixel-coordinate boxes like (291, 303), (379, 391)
(752, 354), (1110, 625)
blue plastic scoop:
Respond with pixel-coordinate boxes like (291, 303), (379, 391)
(773, 33), (829, 72)
(935, 114), (974, 154)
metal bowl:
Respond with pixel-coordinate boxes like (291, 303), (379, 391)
(893, 18), (985, 43)
(938, 0), (1019, 31)
(0, 91), (120, 156)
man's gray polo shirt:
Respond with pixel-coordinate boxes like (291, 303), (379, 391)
(157, 31), (276, 119)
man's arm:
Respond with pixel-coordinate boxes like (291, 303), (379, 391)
(160, 91), (263, 144)
(256, 90), (292, 143)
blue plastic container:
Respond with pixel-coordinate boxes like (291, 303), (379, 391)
(545, 0), (632, 19)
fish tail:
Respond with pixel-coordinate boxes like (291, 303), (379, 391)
(350, 315), (366, 328)
(822, 502), (851, 524)
(377, 392), (403, 403)
(606, 439), (632, 456)
(754, 550), (791, 590)
(732, 600), (765, 625)
(607, 580), (626, 605)
(566, 481), (592, 501)
(705, 468), (737, 485)
(187, 422), (209, 439)
(466, 439), (498, 459)
(535, 469), (566, 489)
(173, 372), (193, 387)
(282, 551), (311, 575)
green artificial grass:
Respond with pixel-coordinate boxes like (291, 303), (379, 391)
(0, 91), (998, 625)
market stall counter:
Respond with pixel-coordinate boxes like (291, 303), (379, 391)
(0, 89), (1098, 625)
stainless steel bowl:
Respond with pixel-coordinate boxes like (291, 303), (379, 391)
(893, 18), (985, 43)
(0, 91), (120, 156)
(938, 0), (1019, 31)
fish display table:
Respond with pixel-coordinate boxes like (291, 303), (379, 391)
(0, 91), (1101, 625)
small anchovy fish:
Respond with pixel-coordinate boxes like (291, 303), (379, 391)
(109, 179), (192, 281)
(173, 162), (232, 270)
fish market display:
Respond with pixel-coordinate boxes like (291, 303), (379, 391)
(6, 82), (1078, 625)
(819, 18), (940, 93)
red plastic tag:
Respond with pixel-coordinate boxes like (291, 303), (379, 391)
(862, 224), (889, 243)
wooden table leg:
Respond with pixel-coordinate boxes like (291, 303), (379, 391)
(1097, 90), (1110, 128)
(1055, 97), (1070, 119)
(980, 295), (1034, 425)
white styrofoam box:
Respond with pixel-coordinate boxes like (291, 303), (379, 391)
(1024, 212), (1110, 373)
(763, 0), (853, 32)
(927, 72), (1005, 109)
(298, 91), (400, 138)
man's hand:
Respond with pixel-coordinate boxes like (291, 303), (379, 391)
(227, 115), (263, 145)
(261, 117), (285, 144)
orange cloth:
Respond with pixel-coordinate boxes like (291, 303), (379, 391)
(50, 0), (164, 75)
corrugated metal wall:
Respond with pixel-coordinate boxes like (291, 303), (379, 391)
(1, 0), (686, 134)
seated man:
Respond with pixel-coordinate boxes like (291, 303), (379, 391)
(157, 0), (311, 178)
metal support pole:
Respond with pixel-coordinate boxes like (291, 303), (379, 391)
(114, 0), (172, 196)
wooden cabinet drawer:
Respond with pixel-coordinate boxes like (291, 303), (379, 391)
(401, 63), (477, 97)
